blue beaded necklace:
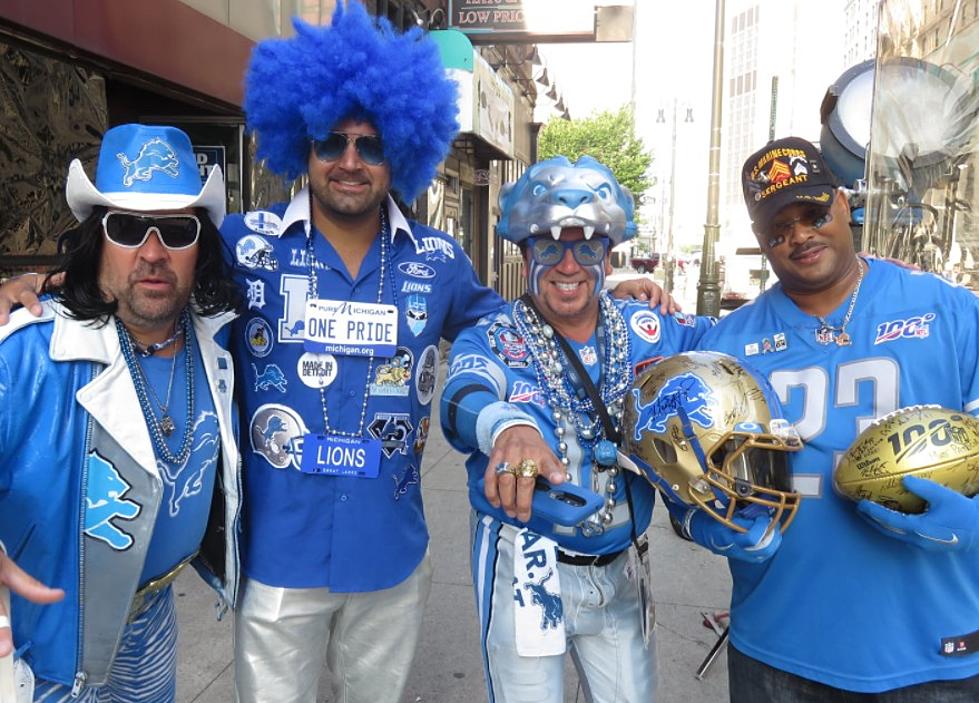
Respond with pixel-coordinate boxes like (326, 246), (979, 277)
(117, 310), (196, 465)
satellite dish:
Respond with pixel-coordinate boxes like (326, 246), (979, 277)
(819, 60), (874, 187)
(820, 58), (977, 193)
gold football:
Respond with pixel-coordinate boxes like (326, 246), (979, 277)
(834, 406), (979, 513)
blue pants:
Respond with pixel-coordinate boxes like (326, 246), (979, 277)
(729, 643), (979, 703)
(34, 587), (177, 703)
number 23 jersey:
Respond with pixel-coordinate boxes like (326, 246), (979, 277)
(697, 258), (979, 692)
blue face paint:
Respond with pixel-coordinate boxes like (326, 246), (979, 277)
(528, 258), (605, 298)
(529, 259), (548, 296)
(586, 262), (606, 296)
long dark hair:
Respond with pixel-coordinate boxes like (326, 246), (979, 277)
(51, 206), (241, 322)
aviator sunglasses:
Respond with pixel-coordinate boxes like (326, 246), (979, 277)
(528, 236), (610, 267)
(102, 211), (201, 251)
(312, 131), (386, 166)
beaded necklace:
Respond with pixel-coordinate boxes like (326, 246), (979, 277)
(305, 205), (392, 438)
(512, 292), (632, 533)
(117, 310), (196, 465)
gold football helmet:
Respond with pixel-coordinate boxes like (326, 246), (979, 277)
(623, 351), (803, 533)
(835, 405), (979, 513)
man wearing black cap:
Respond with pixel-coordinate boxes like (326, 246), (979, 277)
(690, 136), (979, 701)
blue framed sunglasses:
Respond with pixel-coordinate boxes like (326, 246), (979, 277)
(528, 236), (610, 267)
(312, 132), (386, 166)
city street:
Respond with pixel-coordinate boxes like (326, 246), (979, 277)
(172, 354), (732, 703)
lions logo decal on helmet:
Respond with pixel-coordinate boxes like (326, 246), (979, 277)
(623, 351), (803, 535)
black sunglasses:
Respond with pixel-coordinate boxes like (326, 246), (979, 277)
(102, 211), (201, 251)
(312, 132), (386, 166)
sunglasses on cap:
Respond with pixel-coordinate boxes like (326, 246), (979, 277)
(312, 132), (386, 166)
(102, 211), (201, 251)
(528, 236), (610, 267)
(756, 206), (833, 249)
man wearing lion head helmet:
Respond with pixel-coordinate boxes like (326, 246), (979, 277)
(440, 155), (713, 701)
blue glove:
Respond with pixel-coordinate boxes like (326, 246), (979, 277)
(685, 504), (782, 563)
(856, 475), (979, 552)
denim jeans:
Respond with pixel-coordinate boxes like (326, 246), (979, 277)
(729, 644), (979, 702)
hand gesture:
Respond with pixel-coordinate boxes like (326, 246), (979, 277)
(485, 425), (565, 523)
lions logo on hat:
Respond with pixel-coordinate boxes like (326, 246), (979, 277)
(117, 138), (180, 186)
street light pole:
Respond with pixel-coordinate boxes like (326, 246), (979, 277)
(696, 0), (726, 317)
(665, 99), (679, 293)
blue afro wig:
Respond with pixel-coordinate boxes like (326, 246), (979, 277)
(244, 1), (459, 203)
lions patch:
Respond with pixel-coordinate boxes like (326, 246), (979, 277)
(630, 311), (662, 344)
(393, 463), (420, 500)
(488, 322), (530, 368)
(250, 404), (307, 469)
(245, 317), (274, 357)
(84, 451), (141, 550)
(371, 347), (413, 397)
(235, 234), (278, 271)
(252, 363), (288, 393)
(244, 210), (283, 237)
(406, 294), (428, 336)
(415, 345), (439, 405)
(368, 413), (414, 458)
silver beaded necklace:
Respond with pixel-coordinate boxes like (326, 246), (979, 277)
(815, 258), (865, 346)
(512, 292), (632, 534)
(305, 206), (391, 438)
(117, 311), (195, 465)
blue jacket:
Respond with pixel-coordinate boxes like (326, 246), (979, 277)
(0, 302), (241, 689)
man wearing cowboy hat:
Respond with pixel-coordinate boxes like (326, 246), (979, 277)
(440, 156), (714, 702)
(0, 123), (242, 701)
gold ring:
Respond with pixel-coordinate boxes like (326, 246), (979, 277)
(516, 458), (539, 479)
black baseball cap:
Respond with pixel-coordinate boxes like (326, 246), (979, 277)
(741, 137), (838, 232)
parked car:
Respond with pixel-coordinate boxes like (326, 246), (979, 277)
(629, 253), (661, 274)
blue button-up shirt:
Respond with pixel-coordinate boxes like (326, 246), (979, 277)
(221, 189), (503, 591)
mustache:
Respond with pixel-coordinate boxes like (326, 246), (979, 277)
(129, 264), (176, 285)
(789, 241), (824, 260)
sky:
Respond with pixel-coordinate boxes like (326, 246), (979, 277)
(538, 0), (718, 253)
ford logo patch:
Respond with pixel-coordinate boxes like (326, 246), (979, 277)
(398, 261), (436, 279)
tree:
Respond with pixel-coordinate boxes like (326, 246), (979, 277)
(537, 106), (653, 204)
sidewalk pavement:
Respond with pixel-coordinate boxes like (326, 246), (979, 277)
(173, 354), (733, 703)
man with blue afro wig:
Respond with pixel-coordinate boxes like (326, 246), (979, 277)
(225, 3), (507, 702)
(244, 0), (458, 204)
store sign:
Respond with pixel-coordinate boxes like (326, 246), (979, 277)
(472, 54), (514, 157)
(193, 145), (226, 181)
(432, 29), (515, 159)
(448, 0), (600, 42)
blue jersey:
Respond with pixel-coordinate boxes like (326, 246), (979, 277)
(138, 345), (220, 584)
(444, 298), (711, 554)
(698, 258), (979, 691)
(221, 191), (503, 591)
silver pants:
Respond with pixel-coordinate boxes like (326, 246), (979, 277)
(234, 553), (433, 703)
